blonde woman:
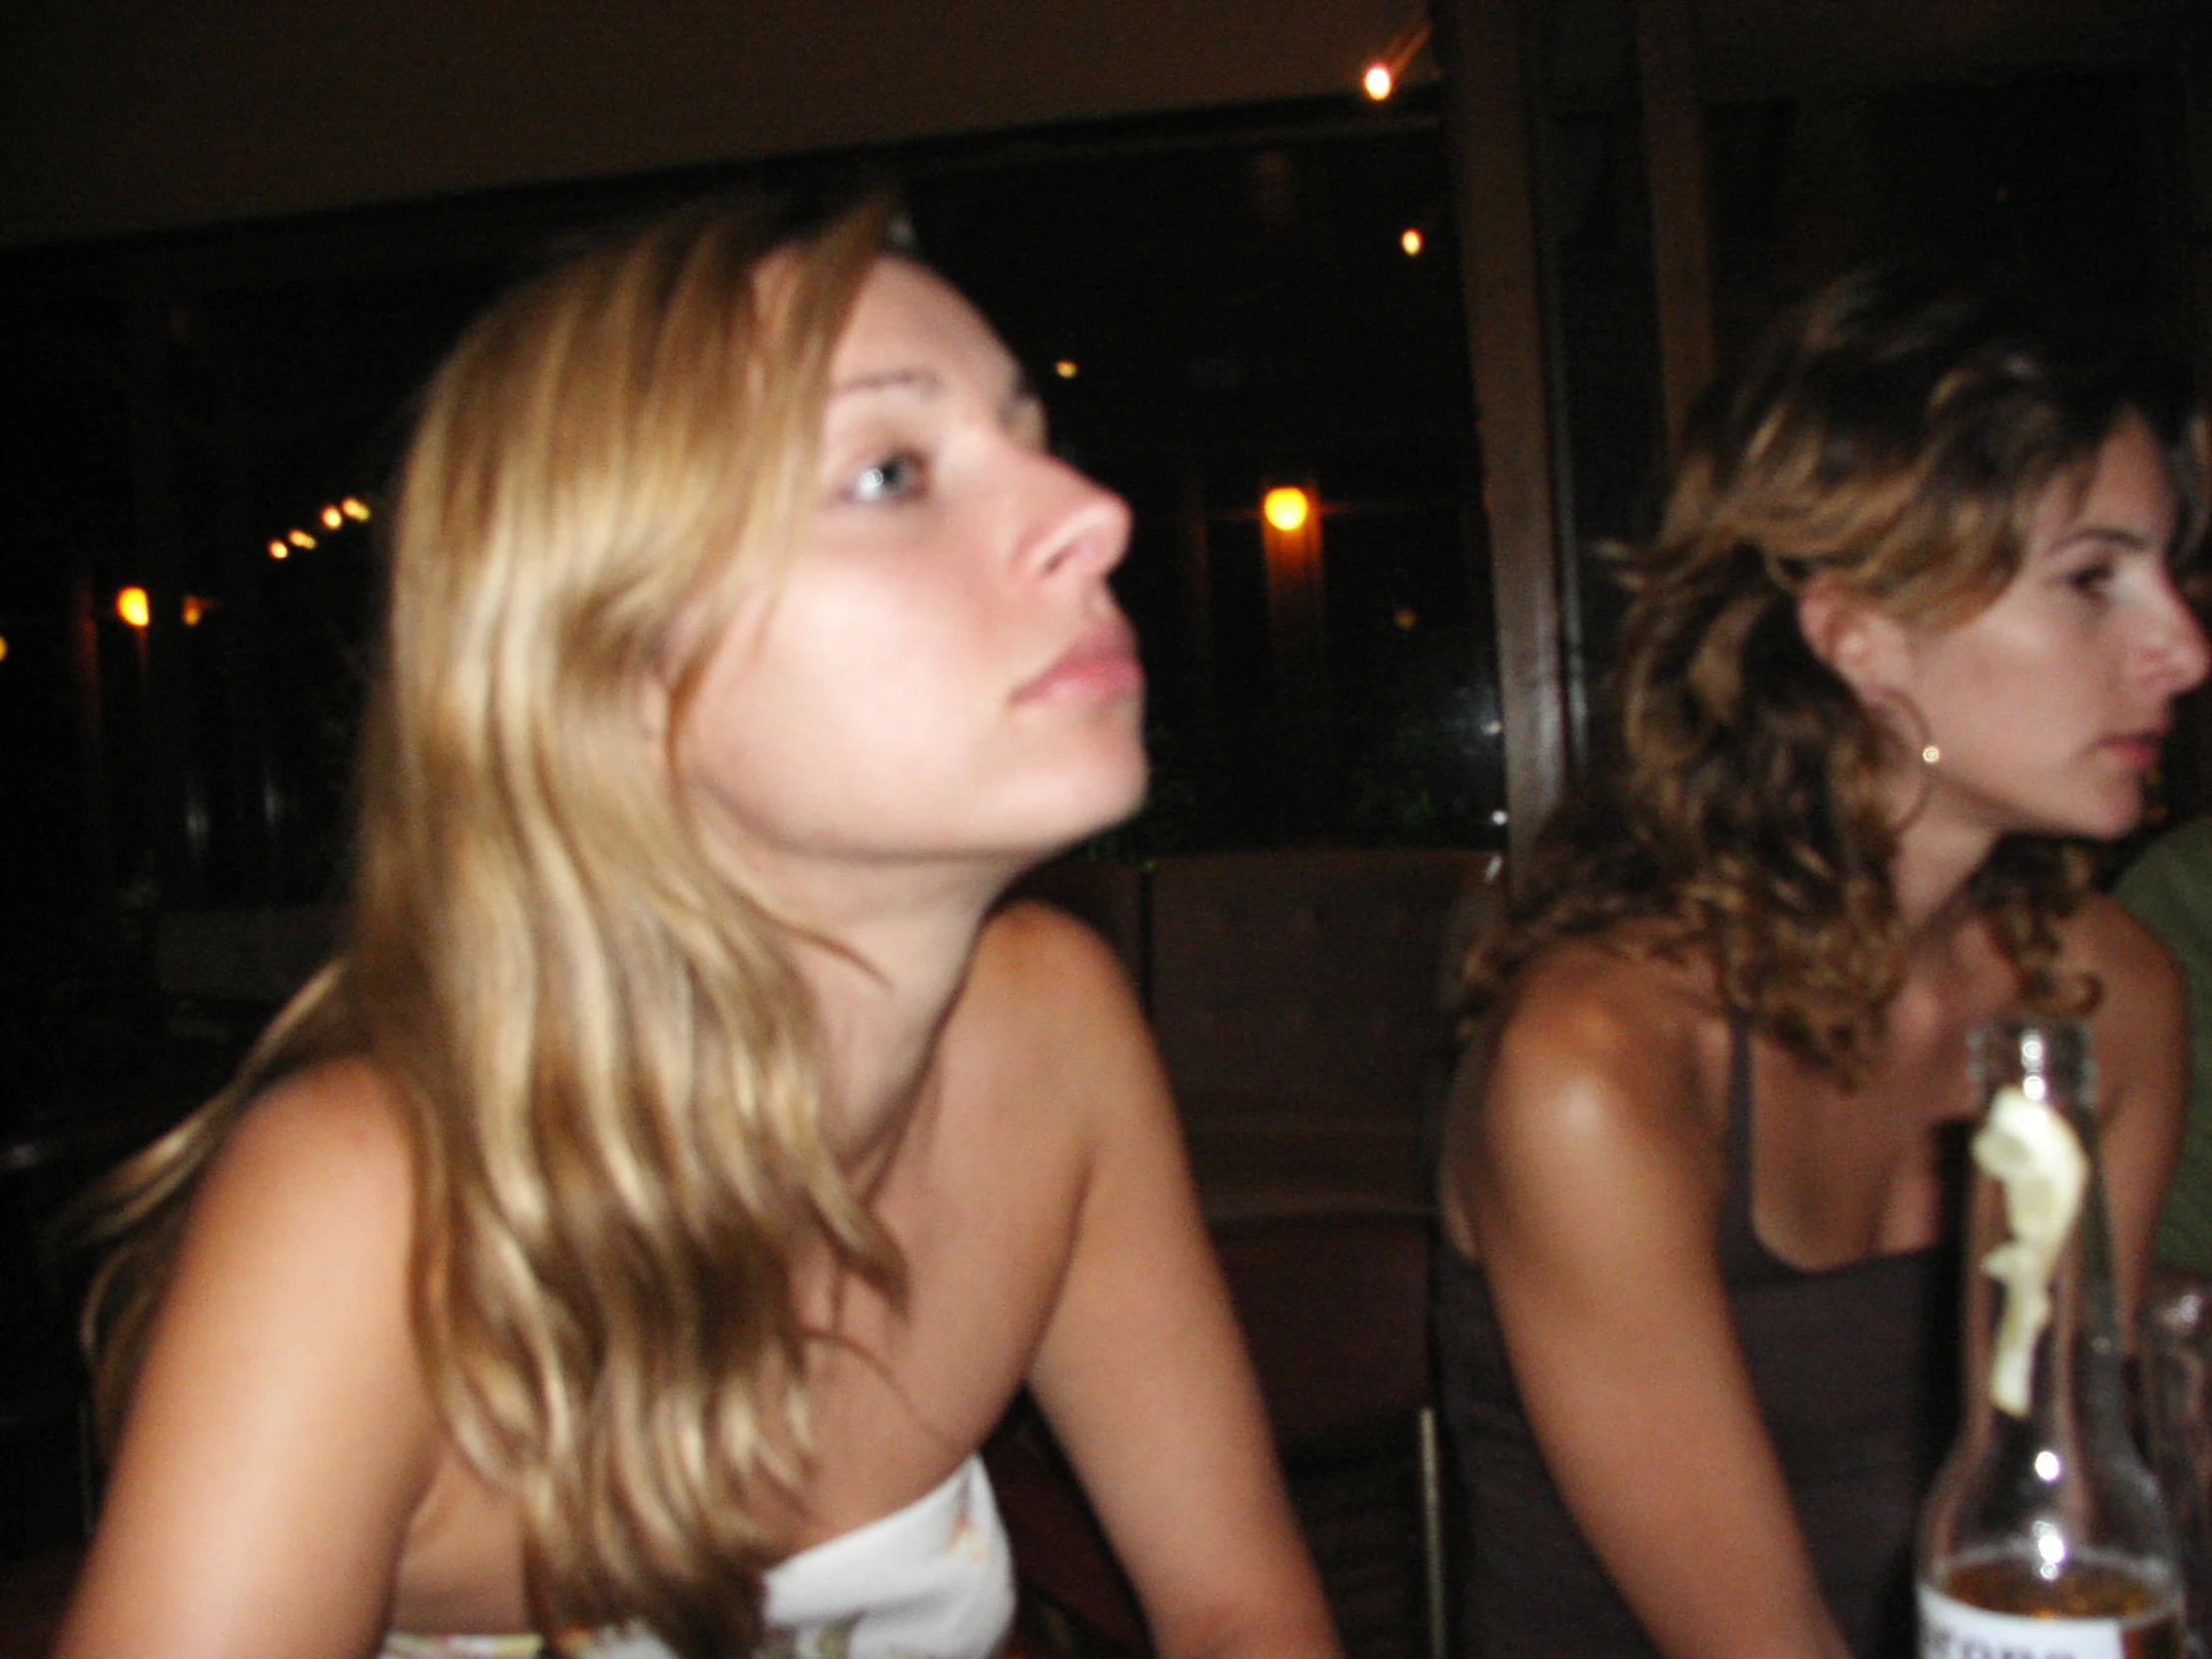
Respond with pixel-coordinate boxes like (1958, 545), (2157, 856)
(53, 196), (1338, 1659)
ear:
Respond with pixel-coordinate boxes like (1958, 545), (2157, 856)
(1797, 572), (1910, 700)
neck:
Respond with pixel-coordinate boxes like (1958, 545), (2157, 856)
(765, 849), (1027, 1171)
(1877, 750), (2002, 944)
(1890, 827), (1991, 945)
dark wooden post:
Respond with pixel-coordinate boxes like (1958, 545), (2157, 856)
(1431, 0), (1566, 892)
(1635, 0), (1715, 454)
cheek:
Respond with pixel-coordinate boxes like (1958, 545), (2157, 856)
(765, 577), (993, 753)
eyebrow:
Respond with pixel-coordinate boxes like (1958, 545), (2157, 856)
(2050, 524), (2163, 555)
(828, 366), (1044, 430)
(829, 367), (944, 400)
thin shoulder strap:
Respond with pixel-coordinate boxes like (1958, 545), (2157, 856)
(1726, 1009), (1755, 1197)
(1715, 1009), (1781, 1280)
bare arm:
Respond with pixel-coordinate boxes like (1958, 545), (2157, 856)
(1444, 953), (1852, 1659)
(53, 1063), (445, 1659)
(1004, 911), (1341, 1659)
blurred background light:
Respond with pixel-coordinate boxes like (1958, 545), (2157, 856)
(1264, 486), (1313, 533)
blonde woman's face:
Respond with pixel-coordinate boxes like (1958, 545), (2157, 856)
(1891, 414), (2209, 845)
(678, 258), (1147, 887)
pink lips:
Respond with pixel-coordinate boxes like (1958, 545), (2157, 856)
(1016, 617), (1145, 706)
(2108, 730), (2169, 770)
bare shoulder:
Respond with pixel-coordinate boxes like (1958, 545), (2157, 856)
(2050, 890), (2188, 1114)
(61, 1059), (441, 1659)
(936, 898), (1173, 1182)
(1444, 933), (1724, 1253)
(157, 1054), (424, 1389)
(198, 1055), (416, 1241)
(1483, 935), (1719, 1143)
(949, 898), (1150, 1076)
(2055, 888), (2186, 1001)
(968, 896), (1138, 1007)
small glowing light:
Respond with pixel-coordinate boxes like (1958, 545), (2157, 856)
(2033, 1520), (2067, 1570)
(288, 529), (315, 549)
(320, 505), (343, 530)
(182, 595), (206, 627)
(2034, 1449), (2062, 1482)
(117, 586), (151, 629)
(1490, 809), (1509, 827)
(1263, 487), (1312, 533)
(1364, 62), (1394, 101)
(1393, 607), (1418, 631)
(0, 635), (9, 664)
(1400, 228), (1424, 257)
(341, 497), (371, 521)
(1054, 359), (1079, 379)
(269, 542), (289, 561)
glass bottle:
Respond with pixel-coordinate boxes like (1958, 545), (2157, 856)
(1918, 1017), (2186, 1659)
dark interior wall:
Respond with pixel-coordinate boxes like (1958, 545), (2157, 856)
(6, 0), (2187, 255)
(1, 0), (1421, 249)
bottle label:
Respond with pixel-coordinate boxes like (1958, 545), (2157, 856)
(1920, 1585), (2127, 1659)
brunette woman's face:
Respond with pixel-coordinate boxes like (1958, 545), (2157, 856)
(1895, 414), (2208, 845)
(677, 258), (1147, 885)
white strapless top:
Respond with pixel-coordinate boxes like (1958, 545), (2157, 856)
(382, 1453), (1015, 1659)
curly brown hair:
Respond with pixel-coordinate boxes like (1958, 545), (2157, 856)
(1471, 261), (2211, 1080)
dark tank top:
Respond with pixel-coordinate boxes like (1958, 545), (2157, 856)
(1434, 1018), (1958, 1659)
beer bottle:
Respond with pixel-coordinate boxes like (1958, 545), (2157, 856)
(1917, 1017), (2185, 1658)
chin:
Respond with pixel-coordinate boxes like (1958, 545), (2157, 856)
(1016, 759), (1151, 857)
(2050, 793), (2147, 844)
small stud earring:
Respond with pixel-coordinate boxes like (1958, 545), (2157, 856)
(1922, 744), (1940, 766)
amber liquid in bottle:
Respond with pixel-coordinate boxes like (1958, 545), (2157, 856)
(1934, 1551), (2183, 1658)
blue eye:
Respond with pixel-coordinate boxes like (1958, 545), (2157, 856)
(847, 451), (927, 504)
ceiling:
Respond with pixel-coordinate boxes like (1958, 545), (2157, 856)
(1, 0), (2195, 251)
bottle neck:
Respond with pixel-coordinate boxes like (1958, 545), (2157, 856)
(1955, 1095), (2132, 1453)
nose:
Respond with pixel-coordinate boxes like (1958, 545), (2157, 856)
(1019, 452), (1132, 586)
(2143, 569), (2211, 697)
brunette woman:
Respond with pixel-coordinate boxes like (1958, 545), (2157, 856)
(1437, 265), (2208, 1659)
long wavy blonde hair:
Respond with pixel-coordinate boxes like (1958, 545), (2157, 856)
(78, 193), (902, 1657)
(1472, 262), (2211, 1079)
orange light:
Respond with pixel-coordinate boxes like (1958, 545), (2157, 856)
(1362, 20), (1429, 103)
(1054, 359), (1079, 379)
(117, 586), (151, 629)
(0, 635), (9, 663)
(1400, 228), (1424, 257)
(288, 529), (315, 549)
(182, 594), (206, 627)
(1394, 607), (1418, 631)
(340, 497), (370, 521)
(320, 505), (343, 530)
(1263, 487), (1313, 533)
(268, 540), (289, 560)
